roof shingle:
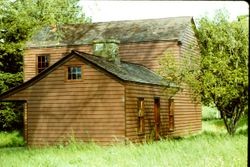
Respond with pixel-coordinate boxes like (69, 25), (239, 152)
(74, 51), (176, 87)
(28, 16), (193, 48)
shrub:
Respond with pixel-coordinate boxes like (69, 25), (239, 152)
(0, 102), (23, 131)
(202, 105), (220, 120)
(0, 131), (25, 147)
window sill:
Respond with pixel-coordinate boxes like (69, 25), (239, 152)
(65, 79), (83, 82)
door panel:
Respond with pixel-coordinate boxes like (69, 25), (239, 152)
(154, 98), (160, 140)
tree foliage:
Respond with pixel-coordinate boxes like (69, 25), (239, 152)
(159, 10), (248, 135)
(158, 50), (201, 101)
(0, 0), (91, 131)
(196, 11), (248, 135)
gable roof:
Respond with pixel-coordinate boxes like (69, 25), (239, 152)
(27, 16), (194, 48)
(0, 50), (177, 100)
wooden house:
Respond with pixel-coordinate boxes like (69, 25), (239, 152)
(0, 16), (202, 146)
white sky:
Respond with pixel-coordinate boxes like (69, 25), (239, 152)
(79, 1), (249, 22)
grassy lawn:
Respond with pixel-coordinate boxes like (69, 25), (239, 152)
(0, 119), (248, 167)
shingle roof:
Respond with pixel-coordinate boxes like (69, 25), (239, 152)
(74, 51), (176, 87)
(27, 16), (194, 48)
(0, 51), (177, 100)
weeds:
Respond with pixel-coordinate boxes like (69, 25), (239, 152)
(0, 107), (247, 167)
(0, 131), (24, 148)
(0, 119), (247, 167)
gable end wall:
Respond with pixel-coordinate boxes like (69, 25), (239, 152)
(24, 45), (92, 81)
(6, 56), (125, 146)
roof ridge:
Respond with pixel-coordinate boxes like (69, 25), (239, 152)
(53, 16), (193, 25)
(92, 16), (193, 24)
(27, 16), (195, 47)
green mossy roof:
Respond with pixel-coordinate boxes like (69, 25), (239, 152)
(27, 16), (193, 48)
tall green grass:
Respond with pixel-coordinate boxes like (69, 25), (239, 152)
(0, 119), (247, 167)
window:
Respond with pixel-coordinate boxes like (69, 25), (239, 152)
(168, 99), (175, 131)
(137, 98), (145, 134)
(67, 66), (82, 80)
(37, 54), (50, 73)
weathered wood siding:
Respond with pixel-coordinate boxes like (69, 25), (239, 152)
(125, 83), (169, 142)
(180, 23), (199, 60)
(24, 41), (179, 81)
(119, 41), (180, 71)
(120, 40), (201, 137)
(169, 89), (201, 136)
(24, 45), (92, 81)
(125, 83), (201, 141)
(173, 23), (202, 136)
(5, 56), (125, 145)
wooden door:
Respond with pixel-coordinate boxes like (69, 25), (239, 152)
(154, 98), (160, 140)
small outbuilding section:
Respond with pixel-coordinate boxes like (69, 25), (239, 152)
(0, 50), (177, 146)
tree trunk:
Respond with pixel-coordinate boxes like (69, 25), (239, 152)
(220, 105), (244, 135)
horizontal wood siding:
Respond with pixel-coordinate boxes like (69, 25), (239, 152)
(125, 83), (169, 143)
(171, 23), (202, 136)
(121, 39), (201, 137)
(23, 41), (179, 81)
(6, 56), (125, 146)
(169, 88), (202, 136)
(125, 83), (201, 142)
(24, 45), (92, 81)
(119, 41), (180, 71)
(180, 23), (199, 60)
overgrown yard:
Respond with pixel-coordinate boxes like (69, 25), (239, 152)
(0, 119), (247, 167)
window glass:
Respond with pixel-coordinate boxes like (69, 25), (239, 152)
(37, 54), (50, 73)
(68, 66), (82, 80)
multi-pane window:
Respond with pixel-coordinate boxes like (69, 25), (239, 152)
(37, 54), (49, 73)
(168, 99), (175, 131)
(67, 66), (82, 80)
(137, 97), (145, 134)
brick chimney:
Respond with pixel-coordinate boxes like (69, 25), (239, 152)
(92, 39), (120, 65)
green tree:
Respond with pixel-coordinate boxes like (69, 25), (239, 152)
(158, 10), (248, 135)
(0, 0), (91, 131)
